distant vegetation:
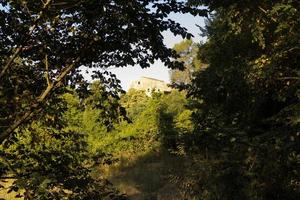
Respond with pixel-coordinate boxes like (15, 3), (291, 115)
(56, 87), (197, 199)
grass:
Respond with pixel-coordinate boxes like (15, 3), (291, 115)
(100, 148), (189, 200)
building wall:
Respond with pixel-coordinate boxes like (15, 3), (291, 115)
(129, 77), (171, 96)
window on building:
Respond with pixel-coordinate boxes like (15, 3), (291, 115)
(137, 81), (140, 85)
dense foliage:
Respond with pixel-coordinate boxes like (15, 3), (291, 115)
(1, 0), (299, 199)
(169, 39), (204, 85)
(0, 0), (207, 198)
(0, 83), (129, 199)
(183, 0), (300, 199)
(0, 0), (205, 143)
(87, 89), (192, 160)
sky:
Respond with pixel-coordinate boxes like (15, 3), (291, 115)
(107, 13), (206, 91)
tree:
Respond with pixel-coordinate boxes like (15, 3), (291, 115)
(0, 87), (128, 199)
(169, 39), (205, 84)
(0, 1), (208, 198)
(119, 89), (149, 121)
(61, 81), (127, 155)
(0, 0), (207, 143)
(185, 0), (300, 199)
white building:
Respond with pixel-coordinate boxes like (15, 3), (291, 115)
(129, 76), (172, 96)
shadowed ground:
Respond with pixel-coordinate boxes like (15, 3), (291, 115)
(101, 149), (191, 200)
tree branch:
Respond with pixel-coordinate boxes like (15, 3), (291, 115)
(277, 77), (300, 80)
(0, 57), (80, 144)
(0, 0), (53, 80)
(258, 6), (277, 23)
(44, 54), (51, 86)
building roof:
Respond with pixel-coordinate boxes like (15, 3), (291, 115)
(140, 76), (165, 82)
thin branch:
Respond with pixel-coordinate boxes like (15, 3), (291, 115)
(0, 0), (52, 80)
(41, 0), (46, 5)
(1, 157), (21, 179)
(44, 54), (51, 86)
(0, 107), (36, 144)
(258, 6), (277, 23)
(277, 77), (300, 81)
(0, 48), (22, 79)
(284, 47), (300, 53)
(22, 1), (32, 16)
(0, 176), (18, 180)
(248, 155), (257, 171)
(0, 57), (80, 143)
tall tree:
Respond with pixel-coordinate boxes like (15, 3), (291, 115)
(0, 85), (128, 199)
(0, 1), (207, 198)
(0, 0), (207, 143)
(185, 0), (300, 199)
(169, 39), (204, 84)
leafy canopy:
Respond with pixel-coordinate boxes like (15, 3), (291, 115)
(184, 0), (300, 199)
(0, 0), (207, 142)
